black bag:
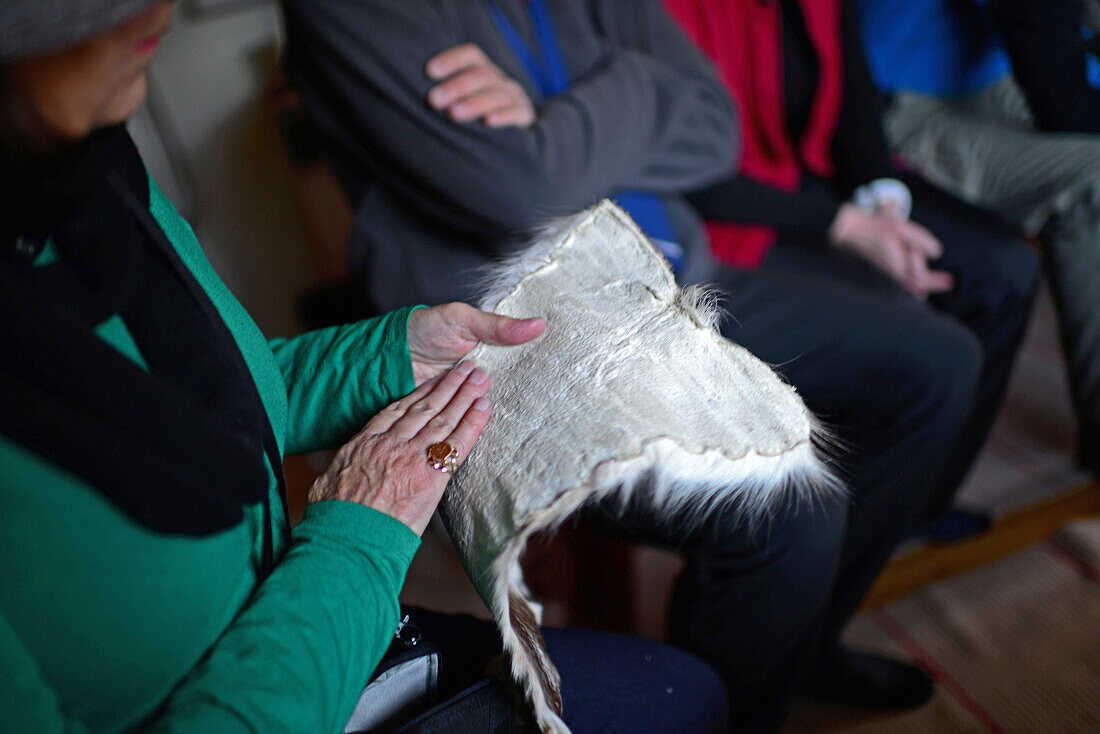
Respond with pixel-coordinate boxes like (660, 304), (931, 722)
(392, 677), (515, 734)
(344, 614), (517, 734)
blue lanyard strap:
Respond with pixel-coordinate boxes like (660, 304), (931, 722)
(484, 0), (683, 272)
(486, 0), (570, 97)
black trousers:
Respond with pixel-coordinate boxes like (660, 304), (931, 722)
(584, 489), (848, 733)
(586, 179), (1040, 732)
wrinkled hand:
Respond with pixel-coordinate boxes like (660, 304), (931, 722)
(308, 362), (492, 536)
(426, 43), (537, 128)
(828, 203), (954, 299)
(407, 302), (545, 386)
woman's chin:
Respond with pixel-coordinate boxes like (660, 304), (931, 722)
(96, 75), (149, 130)
(34, 76), (147, 147)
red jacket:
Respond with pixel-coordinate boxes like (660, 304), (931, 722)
(662, 0), (845, 268)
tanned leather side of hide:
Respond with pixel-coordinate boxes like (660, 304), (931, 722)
(441, 201), (839, 734)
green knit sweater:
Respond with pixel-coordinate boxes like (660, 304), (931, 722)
(0, 176), (423, 733)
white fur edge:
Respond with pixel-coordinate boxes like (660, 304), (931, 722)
(593, 438), (842, 527)
(485, 438), (841, 734)
(492, 542), (571, 734)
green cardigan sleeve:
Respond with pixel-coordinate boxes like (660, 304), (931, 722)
(270, 306), (424, 455)
(145, 501), (420, 734)
(0, 485), (419, 734)
(0, 612), (84, 734)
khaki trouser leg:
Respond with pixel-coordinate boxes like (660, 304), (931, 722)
(885, 80), (1100, 439)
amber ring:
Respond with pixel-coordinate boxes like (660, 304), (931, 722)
(427, 441), (460, 473)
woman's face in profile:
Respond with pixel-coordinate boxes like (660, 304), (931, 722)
(5, 2), (175, 149)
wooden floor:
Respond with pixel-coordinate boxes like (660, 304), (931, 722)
(784, 517), (1100, 733)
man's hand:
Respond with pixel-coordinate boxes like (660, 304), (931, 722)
(829, 203), (954, 299)
(407, 302), (545, 386)
(426, 43), (537, 128)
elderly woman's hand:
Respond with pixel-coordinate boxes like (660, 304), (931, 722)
(407, 302), (545, 386)
(308, 361), (492, 535)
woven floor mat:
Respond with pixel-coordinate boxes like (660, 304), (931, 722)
(785, 520), (1100, 733)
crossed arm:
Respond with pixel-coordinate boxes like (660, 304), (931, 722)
(281, 0), (738, 240)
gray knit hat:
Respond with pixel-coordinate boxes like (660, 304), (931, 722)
(0, 0), (163, 61)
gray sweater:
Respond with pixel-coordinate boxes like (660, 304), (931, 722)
(282, 0), (739, 311)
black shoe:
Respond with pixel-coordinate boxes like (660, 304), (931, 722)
(800, 648), (934, 710)
(916, 508), (992, 543)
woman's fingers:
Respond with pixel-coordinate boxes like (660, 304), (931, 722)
(391, 361), (489, 438)
(364, 371), (445, 435)
(368, 357), (493, 439)
(416, 367), (493, 447)
(431, 395), (493, 471)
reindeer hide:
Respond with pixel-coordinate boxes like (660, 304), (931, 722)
(439, 200), (836, 733)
